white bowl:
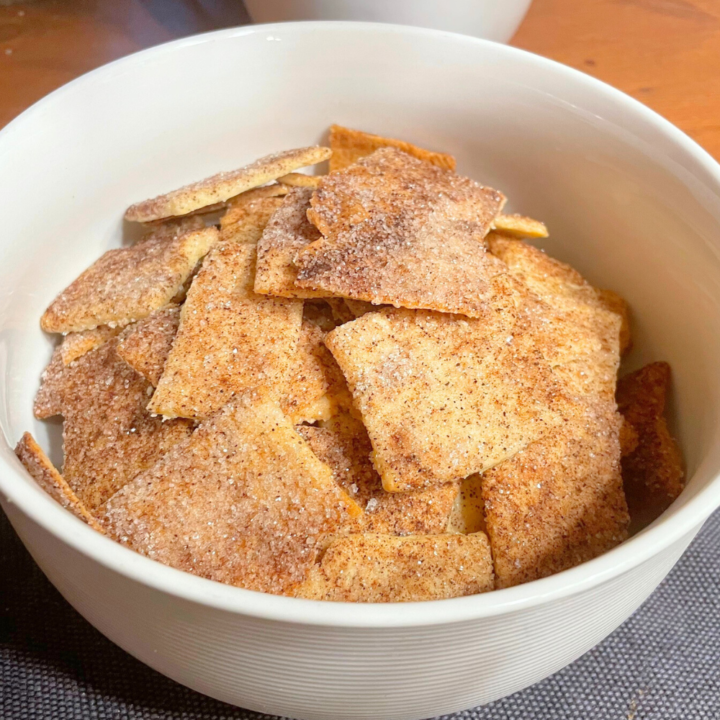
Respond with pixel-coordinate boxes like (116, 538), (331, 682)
(244, 0), (533, 43)
(1, 22), (720, 720)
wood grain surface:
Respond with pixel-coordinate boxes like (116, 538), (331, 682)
(0, 0), (718, 158)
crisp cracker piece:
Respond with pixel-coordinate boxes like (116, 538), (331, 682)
(482, 398), (629, 588)
(492, 214), (548, 239)
(34, 344), (67, 419)
(149, 242), (303, 420)
(100, 393), (361, 595)
(254, 187), (328, 299)
(41, 227), (219, 333)
(220, 192), (288, 245)
(281, 306), (349, 423)
(56, 338), (193, 508)
(277, 173), (322, 188)
(596, 288), (632, 355)
(617, 362), (684, 529)
(219, 185), (289, 229)
(325, 276), (569, 491)
(299, 412), (458, 535)
(296, 148), (507, 317)
(293, 533), (493, 602)
(116, 305), (180, 386)
(140, 215), (207, 234)
(125, 146), (331, 223)
(328, 125), (456, 173)
(446, 474), (486, 535)
(15, 432), (103, 532)
(60, 326), (123, 365)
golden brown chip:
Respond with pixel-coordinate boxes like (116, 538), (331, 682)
(293, 533), (493, 602)
(220, 195), (287, 245)
(15, 432), (103, 532)
(99, 393), (361, 595)
(620, 416), (639, 457)
(137, 215), (206, 241)
(254, 187), (327, 299)
(41, 227), (218, 333)
(492, 214), (548, 239)
(116, 305), (180, 386)
(617, 362), (684, 529)
(325, 276), (569, 491)
(299, 412), (458, 535)
(149, 242), (303, 420)
(219, 184), (289, 229)
(296, 148), (507, 317)
(60, 326), (123, 365)
(328, 124), (456, 173)
(277, 172), (322, 188)
(482, 398), (629, 588)
(125, 146), (331, 223)
(446, 474), (486, 535)
(596, 288), (632, 355)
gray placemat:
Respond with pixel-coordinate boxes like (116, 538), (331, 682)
(1, 509), (718, 719)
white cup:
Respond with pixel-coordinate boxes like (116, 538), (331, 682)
(244, 0), (533, 43)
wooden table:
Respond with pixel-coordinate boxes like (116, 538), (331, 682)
(1, 0), (719, 159)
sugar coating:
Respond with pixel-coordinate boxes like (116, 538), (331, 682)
(277, 173), (322, 188)
(116, 305), (180, 386)
(219, 184), (289, 230)
(41, 226), (219, 333)
(617, 362), (684, 529)
(294, 533), (493, 602)
(446, 474), (486, 535)
(60, 326), (123, 365)
(492, 213), (548, 239)
(328, 125), (456, 173)
(299, 412), (458, 535)
(482, 397), (629, 588)
(325, 275), (569, 491)
(596, 287), (632, 355)
(125, 146), (331, 223)
(254, 187), (327, 299)
(15, 432), (103, 532)
(220, 191), (287, 246)
(149, 242), (303, 420)
(138, 215), (205, 243)
(99, 393), (361, 595)
(34, 344), (69, 419)
(295, 148), (507, 317)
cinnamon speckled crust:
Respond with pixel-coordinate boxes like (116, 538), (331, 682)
(41, 227), (219, 333)
(149, 242), (303, 420)
(482, 398), (629, 589)
(116, 305), (180, 386)
(293, 533), (493, 602)
(254, 187), (327, 299)
(299, 413), (458, 535)
(219, 192), (287, 245)
(596, 288), (632, 355)
(138, 215), (205, 241)
(295, 148), (507, 317)
(617, 362), (684, 529)
(99, 394), (361, 595)
(125, 146), (331, 223)
(50, 338), (192, 509)
(328, 125), (456, 173)
(446, 474), (486, 535)
(492, 213), (548, 239)
(15, 432), (103, 532)
(219, 184), (289, 230)
(60, 326), (124, 365)
(277, 172), (322, 188)
(325, 275), (569, 491)
(33, 344), (66, 419)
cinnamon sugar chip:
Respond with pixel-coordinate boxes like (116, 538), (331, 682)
(492, 214), (548, 239)
(483, 398), (629, 588)
(220, 194), (287, 245)
(296, 148), (507, 317)
(60, 326), (123, 365)
(254, 187), (328, 299)
(15, 432), (103, 532)
(294, 533), (493, 602)
(617, 362), (684, 529)
(325, 276), (569, 491)
(34, 345), (67, 419)
(137, 215), (205, 242)
(596, 288), (632, 355)
(446, 474), (486, 535)
(116, 305), (180, 386)
(125, 146), (331, 223)
(41, 227), (219, 333)
(44, 338), (192, 508)
(299, 413), (458, 535)
(99, 394), (361, 595)
(328, 125), (456, 173)
(149, 242), (303, 420)
(281, 307), (349, 423)
(277, 173), (322, 188)
(219, 185), (289, 229)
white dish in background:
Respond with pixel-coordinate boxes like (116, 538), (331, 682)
(244, 0), (533, 43)
(1, 22), (720, 720)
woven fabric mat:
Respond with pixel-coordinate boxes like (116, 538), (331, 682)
(1, 508), (718, 720)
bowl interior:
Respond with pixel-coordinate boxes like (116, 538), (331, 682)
(1, 23), (720, 619)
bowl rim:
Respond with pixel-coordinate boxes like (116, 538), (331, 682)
(1, 20), (719, 628)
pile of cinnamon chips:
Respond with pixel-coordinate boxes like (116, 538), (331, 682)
(18, 126), (684, 601)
